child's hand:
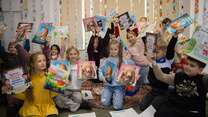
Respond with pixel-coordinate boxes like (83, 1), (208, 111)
(1, 80), (12, 94)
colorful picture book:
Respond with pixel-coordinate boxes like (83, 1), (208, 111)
(69, 112), (96, 117)
(78, 61), (97, 80)
(99, 59), (117, 83)
(166, 13), (193, 33)
(184, 28), (208, 63)
(45, 64), (69, 94)
(95, 15), (107, 32)
(117, 12), (133, 30)
(15, 22), (33, 42)
(83, 16), (98, 32)
(4, 67), (31, 94)
(32, 23), (54, 45)
(146, 32), (158, 55)
(52, 26), (69, 42)
(117, 64), (140, 86)
(109, 108), (139, 117)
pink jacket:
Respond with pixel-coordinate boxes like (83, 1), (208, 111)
(128, 38), (150, 66)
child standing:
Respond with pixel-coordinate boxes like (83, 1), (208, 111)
(2, 52), (59, 117)
(99, 39), (126, 110)
(55, 46), (82, 112)
(126, 27), (150, 87)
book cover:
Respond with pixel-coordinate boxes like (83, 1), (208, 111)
(117, 64), (140, 86)
(51, 26), (69, 45)
(146, 32), (158, 55)
(45, 64), (69, 94)
(83, 16), (98, 32)
(100, 59), (117, 83)
(15, 22), (33, 42)
(78, 61), (97, 80)
(4, 67), (31, 94)
(166, 13), (193, 33)
(109, 108), (139, 117)
(117, 12), (133, 30)
(32, 23), (54, 45)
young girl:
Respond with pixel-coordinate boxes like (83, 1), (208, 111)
(126, 27), (150, 87)
(55, 46), (82, 112)
(2, 52), (58, 117)
(99, 39), (127, 110)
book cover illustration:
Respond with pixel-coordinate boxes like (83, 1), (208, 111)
(16, 22), (33, 42)
(117, 12), (133, 30)
(51, 26), (69, 45)
(166, 13), (193, 33)
(45, 64), (69, 94)
(4, 67), (31, 94)
(95, 15), (107, 32)
(117, 64), (140, 86)
(99, 59), (117, 84)
(32, 23), (54, 45)
(184, 28), (208, 63)
(146, 32), (158, 55)
(83, 16), (98, 32)
(78, 61), (97, 80)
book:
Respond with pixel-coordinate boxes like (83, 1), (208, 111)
(145, 32), (158, 55)
(184, 28), (208, 63)
(99, 59), (117, 83)
(83, 16), (98, 32)
(45, 64), (69, 94)
(166, 13), (193, 33)
(4, 67), (31, 94)
(117, 12), (134, 30)
(81, 90), (94, 100)
(15, 22), (33, 42)
(32, 23), (54, 45)
(78, 61), (97, 80)
(51, 26), (69, 45)
(117, 64), (140, 86)
(69, 112), (96, 117)
(109, 108), (139, 117)
(95, 15), (107, 32)
(138, 105), (156, 117)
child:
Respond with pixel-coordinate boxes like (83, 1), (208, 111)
(99, 39), (131, 110)
(151, 55), (208, 117)
(55, 46), (82, 112)
(126, 27), (150, 87)
(2, 52), (58, 117)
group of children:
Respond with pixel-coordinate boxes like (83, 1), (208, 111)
(0, 16), (207, 117)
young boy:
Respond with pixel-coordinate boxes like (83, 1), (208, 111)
(151, 55), (208, 117)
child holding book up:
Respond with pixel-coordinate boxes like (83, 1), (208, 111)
(55, 46), (82, 112)
(2, 52), (59, 117)
(99, 39), (134, 110)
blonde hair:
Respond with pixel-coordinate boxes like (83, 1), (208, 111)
(108, 39), (123, 68)
(66, 46), (80, 61)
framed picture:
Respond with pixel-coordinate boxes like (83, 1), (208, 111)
(146, 32), (158, 55)
(83, 16), (98, 32)
(117, 12), (133, 30)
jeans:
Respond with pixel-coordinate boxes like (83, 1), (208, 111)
(101, 85), (125, 110)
